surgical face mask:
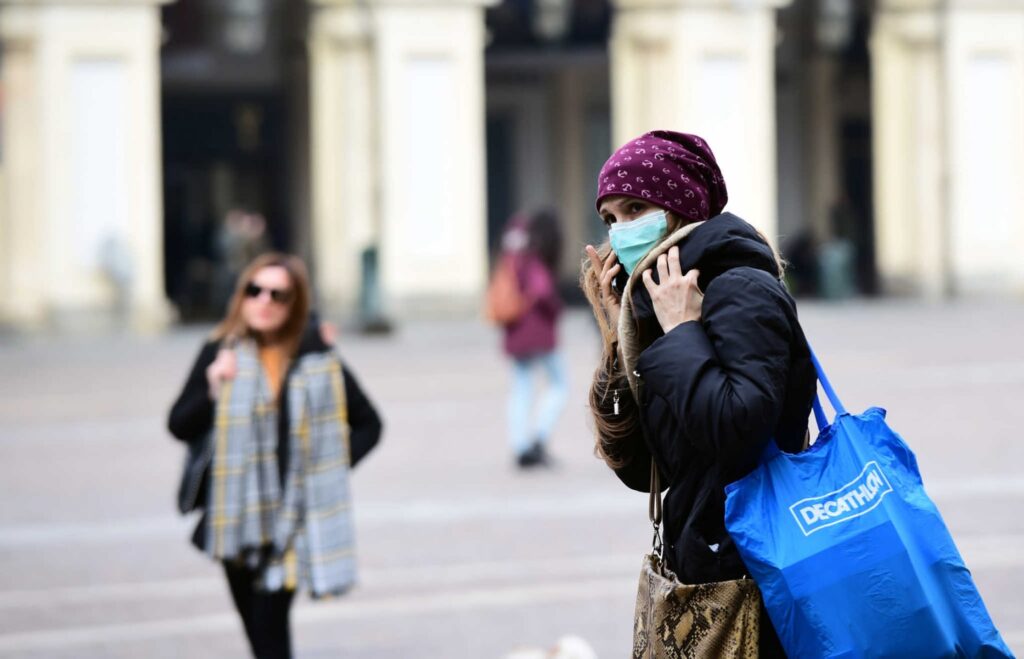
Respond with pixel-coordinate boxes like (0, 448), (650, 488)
(608, 210), (668, 275)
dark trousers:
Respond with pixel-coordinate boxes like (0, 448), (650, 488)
(223, 561), (296, 659)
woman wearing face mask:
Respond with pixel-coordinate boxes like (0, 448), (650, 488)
(581, 130), (816, 657)
(168, 253), (382, 659)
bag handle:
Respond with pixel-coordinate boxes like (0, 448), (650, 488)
(805, 345), (845, 439)
(812, 395), (828, 432)
(648, 460), (664, 556)
(809, 345), (846, 418)
(764, 345), (843, 463)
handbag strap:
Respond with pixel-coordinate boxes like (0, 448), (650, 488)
(765, 347), (842, 461)
(809, 345), (846, 417)
(648, 459), (664, 556)
(812, 394), (828, 432)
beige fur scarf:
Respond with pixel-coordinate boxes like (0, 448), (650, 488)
(616, 222), (706, 400)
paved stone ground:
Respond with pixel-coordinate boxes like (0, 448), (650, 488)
(1, 301), (1023, 658)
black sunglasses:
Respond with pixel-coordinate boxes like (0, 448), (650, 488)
(244, 282), (294, 304)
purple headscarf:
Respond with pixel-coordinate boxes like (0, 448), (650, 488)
(595, 130), (728, 222)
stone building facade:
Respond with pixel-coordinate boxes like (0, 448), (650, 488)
(1, 0), (1022, 329)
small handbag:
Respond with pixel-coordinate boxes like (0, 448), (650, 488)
(177, 432), (213, 514)
(633, 461), (761, 659)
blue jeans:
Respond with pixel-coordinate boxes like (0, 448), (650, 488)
(508, 351), (568, 456)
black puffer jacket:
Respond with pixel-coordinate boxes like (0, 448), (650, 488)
(613, 213), (816, 587)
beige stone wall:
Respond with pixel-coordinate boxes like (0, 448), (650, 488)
(5, 0), (1024, 331)
(0, 0), (171, 329)
(609, 0), (790, 240)
(872, 0), (1024, 296)
(944, 1), (1024, 294)
(0, 19), (44, 326)
(309, 0), (496, 317)
(309, 0), (378, 311)
(871, 0), (948, 296)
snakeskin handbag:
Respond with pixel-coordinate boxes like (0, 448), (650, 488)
(633, 461), (761, 659)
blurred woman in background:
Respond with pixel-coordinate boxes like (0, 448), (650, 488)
(169, 253), (382, 659)
(495, 209), (568, 469)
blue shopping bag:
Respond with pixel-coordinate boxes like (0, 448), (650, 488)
(724, 350), (1014, 658)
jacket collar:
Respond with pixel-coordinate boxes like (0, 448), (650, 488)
(616, 213), (781, 397)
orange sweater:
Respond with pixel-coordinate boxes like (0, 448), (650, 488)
(258, 344), (290, 399)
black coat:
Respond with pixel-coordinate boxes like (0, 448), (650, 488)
(614, 213), (816, 586)
(168, 325), (383, 489)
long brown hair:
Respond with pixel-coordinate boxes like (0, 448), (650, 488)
(580, 212), (688, 469)
(212, 252), (312, 356)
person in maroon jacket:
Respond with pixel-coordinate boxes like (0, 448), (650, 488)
(500, 209), (568, 468)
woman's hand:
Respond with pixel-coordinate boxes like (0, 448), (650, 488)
(206, 348), (238, 401)
(585, 245), (622, 330)
(642, 246), (703, 334)
(319, 321), (338, 347)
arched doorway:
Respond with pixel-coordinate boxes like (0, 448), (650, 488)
(776, 0), (877, 298)
(160, 0), (311, 320)
(484, 1), (613, 299)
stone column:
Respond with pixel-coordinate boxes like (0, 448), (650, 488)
(803, 56), (841, 244)
(309, 0), (496, 317)
(871, 0), (948, 297)
(554, 67), (588, 281)
(609, 0), (791, 239)
(372, 0), (496, 313)
(308, 0), (377, 312)
(0, 0), (171, 330)
(943, 0), (1024, 295)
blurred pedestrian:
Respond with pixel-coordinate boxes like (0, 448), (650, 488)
(781, 228), (819, 297)
(581, 130), (816, 657)
(168, 253), (382, 659)
(214, 209), (271, 310)
(489, 209), (568, 469)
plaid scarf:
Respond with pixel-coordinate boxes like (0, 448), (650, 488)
(205, 342), (356, 598)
